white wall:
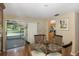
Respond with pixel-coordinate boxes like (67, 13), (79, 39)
(27, 23), (37, 43)
(52, 12), (76, 55)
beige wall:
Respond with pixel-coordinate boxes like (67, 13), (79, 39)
(52, 12), (76, 55)
(75, 12), (79, 54)
(3, 19), (7, 51)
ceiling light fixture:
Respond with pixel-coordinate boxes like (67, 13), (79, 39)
(50, 20), (56, 24)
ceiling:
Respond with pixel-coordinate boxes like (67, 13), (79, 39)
(4, 3), (79, 19)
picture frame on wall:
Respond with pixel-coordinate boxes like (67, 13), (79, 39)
(59, 19), (68, 30)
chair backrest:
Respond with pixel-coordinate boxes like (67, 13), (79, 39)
(34, 34), (46, 44)
(62, 41), (72, 56)
(53, 35), (63, 46)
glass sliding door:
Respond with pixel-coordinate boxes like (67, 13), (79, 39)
(6, 20), (25, 49)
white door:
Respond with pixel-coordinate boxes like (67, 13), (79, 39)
(28, 23), (37, 43)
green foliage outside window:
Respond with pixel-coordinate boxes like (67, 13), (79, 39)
(7, 22), (24, 33)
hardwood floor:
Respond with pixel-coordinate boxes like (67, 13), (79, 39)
(0, 43), (73, 56)
(0, 45), (32, 56)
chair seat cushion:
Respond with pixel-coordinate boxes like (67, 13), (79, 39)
(47, 52), (62, 56)
(31, 50), (45, 56)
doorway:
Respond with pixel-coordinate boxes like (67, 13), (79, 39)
(6, 20), (25, 49)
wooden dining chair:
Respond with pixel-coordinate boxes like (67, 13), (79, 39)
(53, 35), (63, 46)
(62, 41), (72, 56)
(34, 34), (46, 44)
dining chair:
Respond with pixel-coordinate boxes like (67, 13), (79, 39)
(53, 35), (63, 46)
(30, 34), (46, 56)
(34, 34), (46, 44)
(62, 41), (72, 56)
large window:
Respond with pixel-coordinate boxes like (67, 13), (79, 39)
(7, 20), (24, 39)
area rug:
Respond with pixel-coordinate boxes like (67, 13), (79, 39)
(31, 50), (62, 56)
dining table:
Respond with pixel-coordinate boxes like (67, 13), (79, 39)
(31, 42), (62, 56)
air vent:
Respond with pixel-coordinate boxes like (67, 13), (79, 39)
(54, 14), (60, 16)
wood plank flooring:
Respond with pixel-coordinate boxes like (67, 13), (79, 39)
(0, 45), (32, 56)
(0, 44), (74, 56)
